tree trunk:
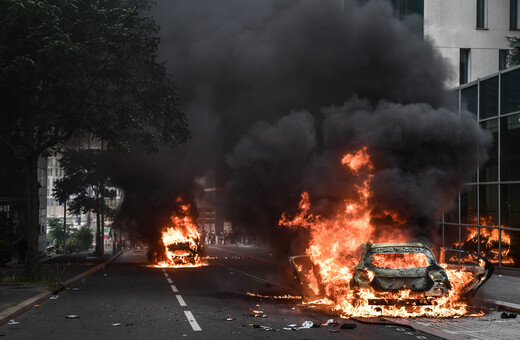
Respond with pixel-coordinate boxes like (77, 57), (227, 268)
(63, 201), (67, 253)
(25, 156), (40, 278)
(101, 211), (104, 258)
(96, 210), (101, 256)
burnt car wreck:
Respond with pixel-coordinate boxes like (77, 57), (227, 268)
(166, 238), (203, 265)
(351, 242), (451, 305)
(289, 242), (494, 306)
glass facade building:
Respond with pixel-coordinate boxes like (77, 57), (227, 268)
(443, 64), (520, 269)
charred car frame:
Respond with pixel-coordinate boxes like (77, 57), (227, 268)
(289, 242), (494, 306)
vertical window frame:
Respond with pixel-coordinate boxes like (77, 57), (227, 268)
(499, 49), (509, 70)
(460, 48), (471, 85)
(511, 0), (519, 30)
(477, 0), (487, 29)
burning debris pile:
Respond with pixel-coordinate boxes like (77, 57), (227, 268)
(151, 197), (206, 268)
(280, 148), (492, 317)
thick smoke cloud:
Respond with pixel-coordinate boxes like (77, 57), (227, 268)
(112, 0), (490, 252)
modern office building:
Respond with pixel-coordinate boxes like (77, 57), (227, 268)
(442, 64), (520, 268)
(356, 1), (520, 87)
(424, 0), (520, 87)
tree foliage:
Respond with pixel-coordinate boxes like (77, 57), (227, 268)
(53, 149), (117, 217)
(506, 36), (520, 67)
(0, 0), (189, 275)
(53, 148), (117, 255)
(0, 0), (189, 156)
(47, 217), (71, 252)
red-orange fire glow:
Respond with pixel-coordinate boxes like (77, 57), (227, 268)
(460, 218), (514, 265)
(280, 147), (480, 317)
(152, 198), (207, 268)
(371, 253), (429, 269)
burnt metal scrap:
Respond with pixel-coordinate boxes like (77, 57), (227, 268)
(439, 247), (494, 296)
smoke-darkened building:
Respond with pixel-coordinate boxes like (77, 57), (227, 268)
(442, 64), (520, 269)
(0, 150), (47, 264)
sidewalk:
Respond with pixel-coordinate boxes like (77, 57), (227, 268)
(0, 247), (123, 326)
(474, 268), (520, 312)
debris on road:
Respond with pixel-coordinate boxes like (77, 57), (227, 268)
(301, 321), (313, 328)
(7, 320), (19, 325)
(341, 323), (357, 329)
(250, 309), (267, 318)
(226, 317), (234, 321)
(111, 323), (122, 326)
(65, 315), (80, 319)
(50, 295), (59, 300)
(501, 312), (517, 319)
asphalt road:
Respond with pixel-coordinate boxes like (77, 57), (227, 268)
(0, 245), (440, 339)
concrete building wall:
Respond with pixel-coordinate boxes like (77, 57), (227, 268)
(425, 0), (520, 88)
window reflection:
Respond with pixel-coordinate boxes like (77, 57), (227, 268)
(461, 185), (477, 224)
(479, 184), (499, 226)
(461, 85), (477, 116)
(479, 119), (498, 182)
(501, 184), (520, 228)
(479, 76), (498, 119)
(501, 113), (520, 181)
(501, 68), (520, 114)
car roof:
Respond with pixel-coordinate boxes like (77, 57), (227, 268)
(369, 242), (428, 249)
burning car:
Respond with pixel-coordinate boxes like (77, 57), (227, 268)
(289, 241), (494, 308)
(163, 233), (203, 265)
(350, 242), (450, 305)
(151, 197), (207, 268)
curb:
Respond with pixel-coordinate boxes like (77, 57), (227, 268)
(385, 298), (520, 340)
(479, 297), (520, 313)
(0, 250), (124, 327)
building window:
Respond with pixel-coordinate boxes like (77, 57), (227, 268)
(477, 0), (487, 29)
(511, 0), (520, 30)
(460, 48), (471, 84)
(500, 49), (509, 70)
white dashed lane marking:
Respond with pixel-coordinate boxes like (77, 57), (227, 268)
(176, 294), (187, 307)
(184, 311), (202, 331)
(162, 269), (201, 331)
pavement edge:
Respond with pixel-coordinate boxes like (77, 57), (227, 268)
(0, 250), (124, 326)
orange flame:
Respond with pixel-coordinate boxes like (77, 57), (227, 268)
(281, 147), (480, 317)
(460, 217), (514, 265)
(152, 198), (207, 268)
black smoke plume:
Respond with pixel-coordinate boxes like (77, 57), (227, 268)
(110, 0), (490, 256)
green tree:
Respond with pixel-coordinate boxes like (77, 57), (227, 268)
(53, 149), (117, 256)
(47, 217), (72, 253)
(75, 225), (94, 251)
(506, 36), (520, 67)
(0, 0), (189, 277)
